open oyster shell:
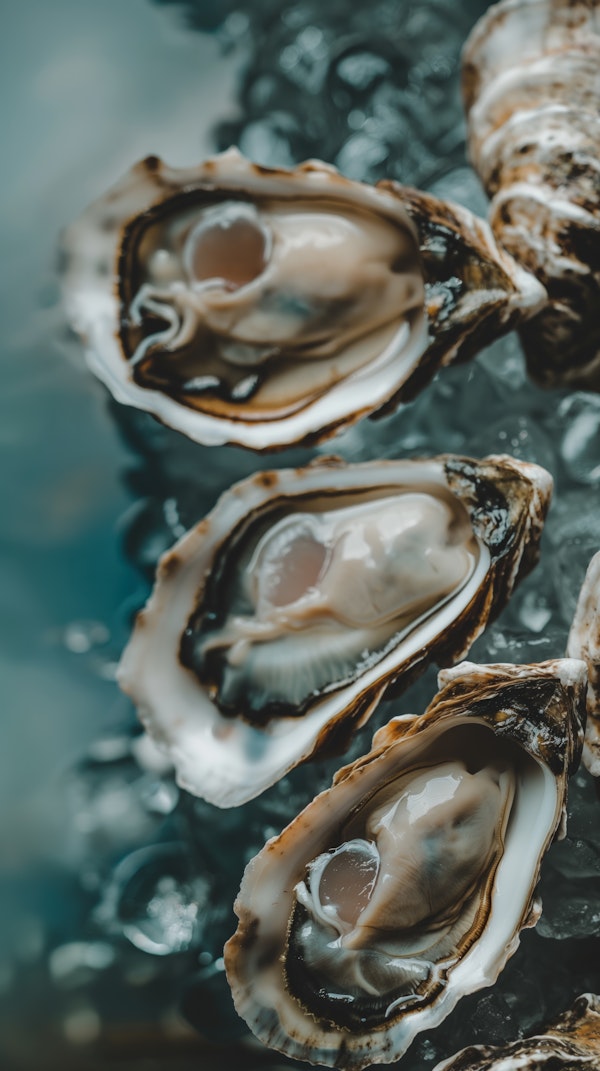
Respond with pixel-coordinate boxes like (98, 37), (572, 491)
(567, 550), (600, 775)
(462, 0), (600, 390)
(61, 148), (544, 451)
(434, 991), (600, 1070)
(117, 453), (552, 808)
(224, 658), (587, 1070)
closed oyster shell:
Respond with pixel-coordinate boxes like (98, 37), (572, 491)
(61, 148), (544, 450)
(117, 453), (552, 808)
(462, 0), (600, 390)
(567, 549), (600, 775)
(223, 658), (587, 1070)
(434, 992), (600, 1070)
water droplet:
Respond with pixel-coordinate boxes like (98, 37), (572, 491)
(64, 620), (110, 654)
(96, 843), (211, 956)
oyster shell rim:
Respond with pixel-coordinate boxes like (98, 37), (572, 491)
(61, 147), (431, 451)
(61, 147), (547, 451)
(566, 548), (600, 775)
(223, 657), (587, 1070)
(432, 990), (600, 1069)
(117, 453), (553, 808)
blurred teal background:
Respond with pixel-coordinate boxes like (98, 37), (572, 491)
(0, 2), (243, 1064)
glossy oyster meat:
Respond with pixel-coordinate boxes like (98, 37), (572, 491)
(224, 658), (586, 1070)
(117, 453), (553, 807)
(567, 550), (600, 775)
(434, 992), (600, 1070)
(462, 0), (600, 390)
(61, 148), (544, 450)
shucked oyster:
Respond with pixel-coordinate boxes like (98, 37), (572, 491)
(61, 149), (544, 450)
(434, 992), (600, 1070)
(224, 659), (586, 1070)
(118, 453), (552, 807)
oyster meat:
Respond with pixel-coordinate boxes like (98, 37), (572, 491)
(567, 549), (600, 775)
(434, 991), (600, 1069)
(118, 453), (552, 807)
(61, 148), (544, 450)
(224, 658), (587, 1069)
(462, 0), (600, 390)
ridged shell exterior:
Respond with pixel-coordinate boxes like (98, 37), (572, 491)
(378, 182), (545, 402)
(61, 148), (544, 450)
(462, 0), (600, 390)
(567, 550), (600, 775)
(117, 453), (552, 808)
(224, 659), (587, 1070)
(434, 992), (600, 1069)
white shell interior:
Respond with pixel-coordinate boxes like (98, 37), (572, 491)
(61, 148), (429, 450)
(225, 660), (578, 1068)
(118, 459), (494, 807)
(117, 455), (553, 808)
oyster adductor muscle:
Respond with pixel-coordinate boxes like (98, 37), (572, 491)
(117, 453), (553, 808)
(224, 658), (587, 1070)
(286, 749), (515, 1030)
(61, 149), (544, 450)
(433, 991), (600, 1070)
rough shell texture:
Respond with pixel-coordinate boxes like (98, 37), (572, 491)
(117, 454), (553, 808)
(224, 659), (587, 1070)
(567, 550), (600, 775)
(61, 148), (544, 451)
(434, 991), (600, 1069)
(377, 182), (545, 405)
(462, 0), (600, 390)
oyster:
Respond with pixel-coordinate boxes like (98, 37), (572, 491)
(433, 991), (600, 1070)
(61, 148), (544, 450)
(462, 0), (600, 390)
(567, 550), (600, 775)
(117, 453), (552, 807)
(224, 658), (587, 1070)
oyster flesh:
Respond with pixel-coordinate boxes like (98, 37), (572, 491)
(224, 658), (587, 1070)
(433, 991), (600, 1069)
(462, 0), (600, 390)
(61, 148), (544, 450)
(567, 549), (600, 775)
(117, 453), (552, 807)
